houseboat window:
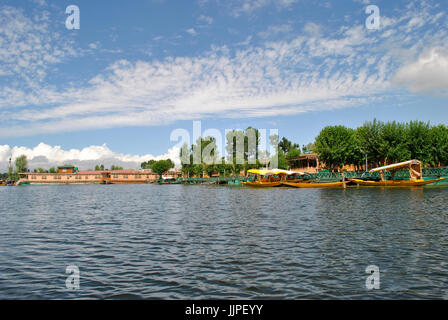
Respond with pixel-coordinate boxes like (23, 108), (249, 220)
(113, 175), (118, 178)
(135, 175), (141, 179)
(42, 176), (47, 179)
(123, 175), (128, 179)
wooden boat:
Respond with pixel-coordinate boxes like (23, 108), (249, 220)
(243, 169), (304, 188)
(350, 160), (445, 187)
(349, 178), (444, 187)
(283, 181), (344, 188)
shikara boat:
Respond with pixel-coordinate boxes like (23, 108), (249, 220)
(243, 169), (304, 188)
(349, 178), (444, 186)
(283, 181), (344, 188)
(349, 160), (445, 187)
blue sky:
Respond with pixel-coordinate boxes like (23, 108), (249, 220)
(0, 0), (447, 169)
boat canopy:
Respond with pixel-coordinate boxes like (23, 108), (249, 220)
(369, 159), (423, 181)
(369, 160), (421, 173)
(247, 169), (304, 176)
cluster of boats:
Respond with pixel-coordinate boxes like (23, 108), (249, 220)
(243, 160), (445, 188)
(243, 169), (344, 188)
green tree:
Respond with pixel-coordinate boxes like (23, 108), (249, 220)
(279, 137), (300, 154)
(151, 159), (175, 179)
(277, 150), (288, 169)
(406, 121), (432, 165)
(428, 124), (448, 166)
(15, 155), (28, 173)
(356, 119), (386, 166)
(225, 128), (260, 174)
(141, 160), (156, 169)
(205, 164), (216, 178)
(8, 165), (14, 180)
(286, 148), (301, 159)
(315, 126), (362, 171)
(111, 165), (123, 170)
(380, 121), (410, 164)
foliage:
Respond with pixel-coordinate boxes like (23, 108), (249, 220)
(141, 160), (155, 170)
(151, 159), (175, 178)
(302, 142), (315, 153)
(315, 119), (448, 169)
(279, 137), (300, 154)
(15, 155), (28, 173)
(314, 126), (362, 170)
(286, 148), (301, 159)
(276, 150), (288, 169)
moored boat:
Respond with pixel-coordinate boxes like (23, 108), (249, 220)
(243, 169), (304, 187)
(349, 178), (444, 186)
(349, 160), (445, 187)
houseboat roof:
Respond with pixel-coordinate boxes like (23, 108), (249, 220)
(369, 160), (421, 173)
(77, 170), (139, 175)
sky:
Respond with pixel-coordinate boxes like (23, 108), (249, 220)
(0, 0), (447, 170)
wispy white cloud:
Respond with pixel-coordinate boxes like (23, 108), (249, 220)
(0, 0), (446, 139)
(0, 5), (77, 88)
(229, 0), (297, 17)
(197, 15), (213, 25)
(258, 24), (293, 38)
(186, 28), (198, 36)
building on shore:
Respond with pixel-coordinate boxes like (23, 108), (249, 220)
(287, 153), (321, 173)
(19, 166), (181, 185)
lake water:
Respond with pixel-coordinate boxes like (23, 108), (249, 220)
(0, 184), (447, 299)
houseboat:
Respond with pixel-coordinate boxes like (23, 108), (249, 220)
(18, 166), (180, 185)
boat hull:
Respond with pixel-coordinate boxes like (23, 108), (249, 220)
(242, 181), (282, 187)
(283, 181), (344, 188)
(349, 178), (445, 186)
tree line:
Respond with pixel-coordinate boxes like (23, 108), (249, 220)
(314, 119), (448, 170)
(3, 119), (448, 179)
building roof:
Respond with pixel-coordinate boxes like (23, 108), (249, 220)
(77, 170), (143, 175)
(287, 153), (319, 161)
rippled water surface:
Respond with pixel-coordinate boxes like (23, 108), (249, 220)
(1, 184), (447, 299)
